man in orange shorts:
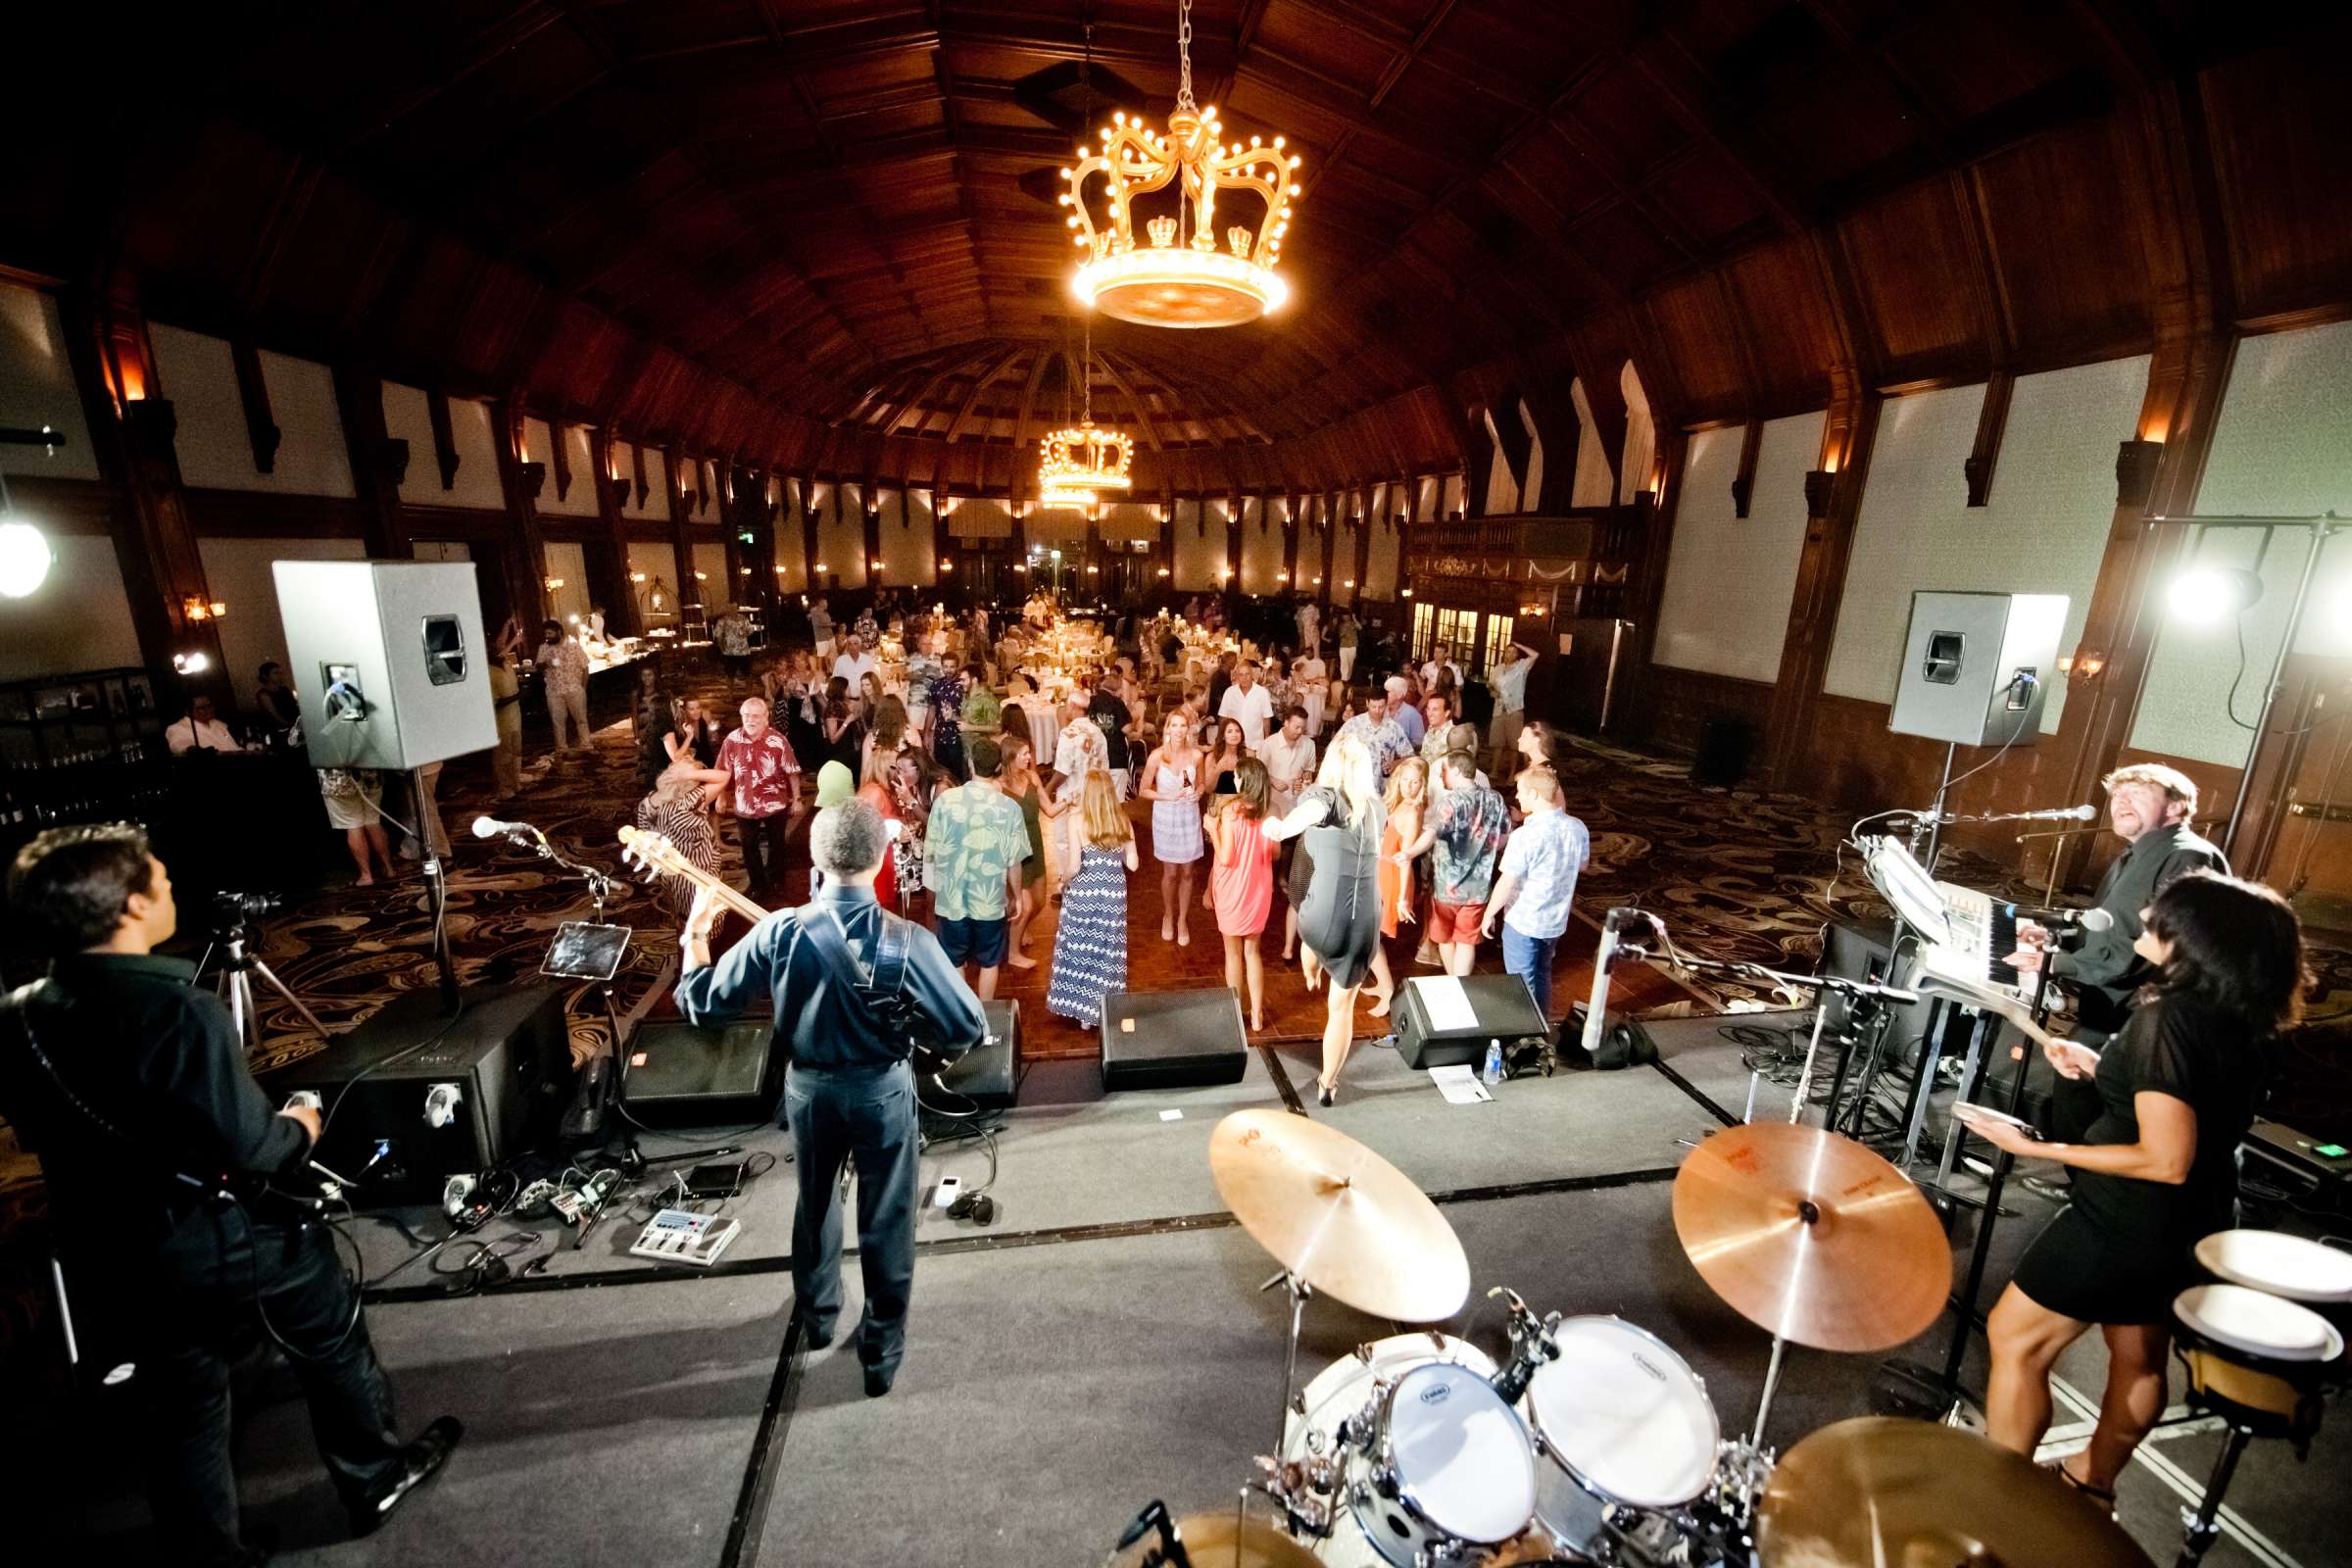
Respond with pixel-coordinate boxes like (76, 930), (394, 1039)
(1424, 750), (1509, 976)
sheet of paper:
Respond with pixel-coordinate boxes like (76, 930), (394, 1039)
(1414, 976), (1479, 1034)
(1428, 1064), (1493, 1104)
(1159, 1109), (1184, 1122)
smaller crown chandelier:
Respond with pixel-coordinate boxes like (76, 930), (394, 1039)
(1037, 315), (1134, 508)
(1062, 0), (1301, 328)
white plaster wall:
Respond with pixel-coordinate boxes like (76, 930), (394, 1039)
(1241, 497), (1287, 595)
(816, 482), (866, 587)
(1824, 356), (2151, 734)
(0, 534), (143, 679)
(384, 383), (503, 510)
(614, 443), (671, 522)
(0, 283), (99, 479)
(1416, 475), (1442, 521)
(1483, 406), (1521, 515)
(691, 541), (729, 609)
(1654, 411), (1824, 682)
(627, 540), (680, 621)
(542, 541), (591, 627)
(1365, 516), (1400, 601)
(1618, 363), (1656, 505)
(2131, 319), (2352, 766)
(526, 418), (599, 517)
(149, 326), (355, 497)
(1569, 377), (1615, 508)
(772, 477), (806, 593)
(886, 488), (937, 587)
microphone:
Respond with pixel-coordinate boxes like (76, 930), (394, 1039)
(471, 814), (539, 841)
(1999, 804), (2099, 823)
(1579, 907), (1658, 1058)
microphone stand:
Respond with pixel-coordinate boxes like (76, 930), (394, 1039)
(1639, 949), (1921, 1125)
(1835, 743), (1954, 1141)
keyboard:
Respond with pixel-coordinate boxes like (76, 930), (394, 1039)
(1916, 881), (2022, 1005)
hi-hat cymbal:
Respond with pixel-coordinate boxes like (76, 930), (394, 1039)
(1758, 1416), (2155, 1568)
(1209, 1108), (1470, 1323)
(1672, 1121), (1949, 1352)
(1108, 1512), (1323, 1568)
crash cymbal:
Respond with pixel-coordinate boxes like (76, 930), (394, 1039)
(1209, 1108), (1470, 1323)
(1758, 1416), (2155, 1568)
(1108, 1512), (1324, 1568)
(1672, 1121), (1949, 1352)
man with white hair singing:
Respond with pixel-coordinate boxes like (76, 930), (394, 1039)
(676, 799), (986, 1397)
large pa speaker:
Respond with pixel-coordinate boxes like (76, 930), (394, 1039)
(270, 983), (573, 1202)
(1887, 591), (2068, 748)
(934, 999), (1018, 1109)
(1396, 974), (1548, 1070)
(1101, 988), (1250, 1091)
(273, 559), (498, 771)
(620, 1017), (782, 1126)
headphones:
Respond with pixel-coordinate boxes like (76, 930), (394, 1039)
(946, 1188), (997, 1226)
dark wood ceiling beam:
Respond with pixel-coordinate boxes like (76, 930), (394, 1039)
(318, 1), (573, 159)
(1092, 351), (1165, 452)
(1629, 32), (1813, 234)
(945, 342), (1027, 443)
(1798, 0), (1957, 161)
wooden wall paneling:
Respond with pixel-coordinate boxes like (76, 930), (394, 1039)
(228, 339), (281, 474)
(61, 282), (227, 697)
(1621, 425), (1693, 729)
(1320, 494), (1340, 607)
(590, 428), (638, 637)
(1729, 416), (1763, 517)
(425, 388), (460, 490)
(491, 399), (548, 631)
(1963, 370), (2015, 507)
(664, 450), (695, 615)
(330, 363), (415, 558)
(1761, 396), (1883, 785)
(1228, 498), (1246, 595)
(861, 470), (884, 588)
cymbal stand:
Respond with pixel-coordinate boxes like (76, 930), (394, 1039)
(1259, 1269), (1312, 1452)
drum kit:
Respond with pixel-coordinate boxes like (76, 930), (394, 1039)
(1105, 1107), (2171, 1568)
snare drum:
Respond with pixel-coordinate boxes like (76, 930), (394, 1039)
(1282, 1335), (1536, 1567)
(1522, 1317), (1721, 1559)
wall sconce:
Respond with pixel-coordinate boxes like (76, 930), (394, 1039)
(941, 562), (955, 573)
(738, 566), (752, 575)
(2061, 649), (2109, 678)
(517, 460), (547, 500)
(630, 571), (647, 583)
(775, 564), (788, 575)
(543, 576), (565, 590)
(1087, 564), (1100, 574)
(2115, 439), (2164, 512)
(1343, 579), (1355, 589)
(1400, 587), (1414, 599)
(1311, 575), (1322, 585)
(814, 563), (829, 573)
(694, 570), (708, 581)
(172, 651), (210, 675)
(181, 594), (228, 621)
(1276, 571), (1290, 582)
(1219, 565), (1234, 579)
(1157, 566), (1171, 577)
(1012, 563), (1026, 573)
(869, 559), (883, 571)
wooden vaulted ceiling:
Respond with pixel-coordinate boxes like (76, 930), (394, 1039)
(5, 2), (2347, 493)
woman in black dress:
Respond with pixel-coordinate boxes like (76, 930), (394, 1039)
(1263, 731), (1383, 1105)
(1975, 871), (2306, 1506)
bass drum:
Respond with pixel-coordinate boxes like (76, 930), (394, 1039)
(1282, 1334), (1541, 1567)
(1523, 1317), (1721, 1560)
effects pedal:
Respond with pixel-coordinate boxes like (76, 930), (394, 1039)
(628, 1208), (743, 1267)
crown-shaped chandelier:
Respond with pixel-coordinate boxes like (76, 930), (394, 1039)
(1037, 310), (1134, 507)
(1061, 0), (1301, 328)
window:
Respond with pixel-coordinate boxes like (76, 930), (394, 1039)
(1478, 615), (1514, 679)
(1410, 602), (1435, 661)
(1434, 609), (1475, 669)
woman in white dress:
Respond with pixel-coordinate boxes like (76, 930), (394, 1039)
(1137, 710), (1206, 947)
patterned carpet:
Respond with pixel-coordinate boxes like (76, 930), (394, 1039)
(3, 672), (2347, 1372)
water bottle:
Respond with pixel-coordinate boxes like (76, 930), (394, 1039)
(1482, 1040), (1503, 1086)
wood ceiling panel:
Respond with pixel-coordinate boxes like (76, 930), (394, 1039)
(1565, 59), (1690, 178)
(1646, 273), (1745, 415)
(1882, 1), (2098, 125)
(1723, 235), (1835, 414)
(1247, 5), (1405, 84)
(1972, 116), (2153, 363)
(2200, 33), (2352, 320)
(1651, 146), (1772, 251)
(1835, 179), (1987, 377)
(1740, 58), (1918, 199)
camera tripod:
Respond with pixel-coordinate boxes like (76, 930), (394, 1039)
(193, 920), (328, 1056)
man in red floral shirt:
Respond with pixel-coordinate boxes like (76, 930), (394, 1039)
(717, 696), (805, 904)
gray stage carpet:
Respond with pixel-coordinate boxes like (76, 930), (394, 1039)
(54, 1013), (2341, 1568)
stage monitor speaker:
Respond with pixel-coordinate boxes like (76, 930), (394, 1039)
(273, 559), (498, 771)
(935, 1000), (1018, 1109)
(1100, 988), (1250, 1092)
(1396, 974), (1548, 1070)
(1823, 919), (1976, 1070)
(620, 1017), (782, 1126)
(1887, 591), (2068, 748)
(270, 983), (572, 1203)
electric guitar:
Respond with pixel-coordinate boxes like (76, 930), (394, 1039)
(617, 826), (976, 1083)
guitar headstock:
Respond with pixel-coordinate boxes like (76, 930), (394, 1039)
(617, 825), (693, 883)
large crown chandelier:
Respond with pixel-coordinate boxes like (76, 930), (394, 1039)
(1037, 314), (1134, 507)
(1061, 0), (1302, 327)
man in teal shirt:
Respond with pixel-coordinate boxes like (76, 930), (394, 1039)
(923, 735), (1029, 1000)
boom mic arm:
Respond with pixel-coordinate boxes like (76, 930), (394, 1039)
(1578, 907), (1658, 1058)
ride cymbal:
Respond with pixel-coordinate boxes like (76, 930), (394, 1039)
(1758, 1416), (2155, 1568)
(1209, 1108), (1470, 1323)
(1672, 1121), (1949, 1352)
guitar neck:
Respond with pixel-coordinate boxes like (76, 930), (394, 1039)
(622, 826), (771, 926)
(688, 868), (770, 927)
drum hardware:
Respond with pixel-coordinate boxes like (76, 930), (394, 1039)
(2167, 1280), (2345, 1568)
(1107, 1499), (1324, 1568)
(1486, 1287), (1560, 1406)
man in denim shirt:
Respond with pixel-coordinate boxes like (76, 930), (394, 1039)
(1482, 765), (1590, 1026)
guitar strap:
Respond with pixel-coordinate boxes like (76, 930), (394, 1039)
(794, 902), (916, 1037)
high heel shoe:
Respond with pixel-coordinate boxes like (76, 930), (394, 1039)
(1316, 1081), (1336, 1107)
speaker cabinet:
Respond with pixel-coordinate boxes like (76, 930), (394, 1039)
(1100, 988), (1250, 1091)
(1887, 591), (2068, 748)
(270, 983), (573, 1202)
(936, 1000), (1018, 1108)
(273, 559), (498, 771)
(1396, 974), (1549, 1070)
(620, 1017), (781, 1125)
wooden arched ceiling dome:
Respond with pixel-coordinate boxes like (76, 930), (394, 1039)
(6, 2), (2343, 493)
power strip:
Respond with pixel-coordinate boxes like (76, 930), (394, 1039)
(628, 1208), (742, 1267)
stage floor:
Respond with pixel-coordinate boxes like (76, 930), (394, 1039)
(49, 1014), (2347, 1568)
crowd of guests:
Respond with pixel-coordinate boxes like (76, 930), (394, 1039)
(620, 591), (1580, 1102)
